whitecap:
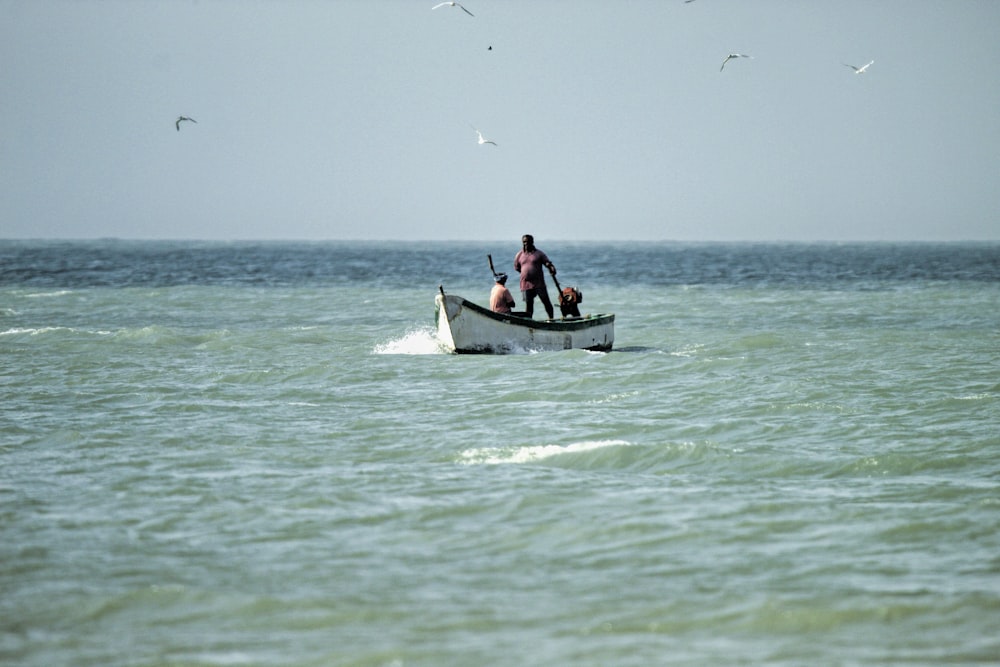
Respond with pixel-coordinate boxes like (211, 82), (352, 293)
(587, 391), (640, 405)
(25, 290), (74, 298)
(459, 439), (632, 465)
(1, 326), (69, 336)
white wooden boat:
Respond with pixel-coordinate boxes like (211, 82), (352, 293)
(435, 288), (614, 354)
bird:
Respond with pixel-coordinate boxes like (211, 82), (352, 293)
(843, 60), (874, 74)
(471, 126), (497, 146)
(720, 54), (752, 72)
(175, 116), (197, 131)
(432, 1), (474, 17)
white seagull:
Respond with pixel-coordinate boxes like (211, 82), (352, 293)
(843, 60), (874, 74)
(720, 53), (752, 72)
(432, 1), (474, 17)
(175, 115), (197, 131)
(471, 126), (497, 146)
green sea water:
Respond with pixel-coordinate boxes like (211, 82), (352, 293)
(2, 242), (998, 666)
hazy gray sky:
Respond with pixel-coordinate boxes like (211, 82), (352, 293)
(2, 0), (998, 241)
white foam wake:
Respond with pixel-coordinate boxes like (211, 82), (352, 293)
(373, 327), (450, 355)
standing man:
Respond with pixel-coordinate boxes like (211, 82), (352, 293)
(489, 273), (516, 314)
(514, 234), (556, 319)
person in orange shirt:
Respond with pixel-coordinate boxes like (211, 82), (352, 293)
(489, 273), (516, 314)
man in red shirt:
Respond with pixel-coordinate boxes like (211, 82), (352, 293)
(513, 234), (556, 319)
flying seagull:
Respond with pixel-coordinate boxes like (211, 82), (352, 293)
(720, 54), (752, 72)
(471, 126), (497, 146)
(175, 116), (197, 131)
(843, 60), (874, 74)
(432, 1), (474, 16)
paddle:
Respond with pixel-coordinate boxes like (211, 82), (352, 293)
(487, 254), (499, 279)
(548, 265), (563, 295)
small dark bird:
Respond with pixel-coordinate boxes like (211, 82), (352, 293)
(175, 116), (197, 131)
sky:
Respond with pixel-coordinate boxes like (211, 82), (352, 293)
(1, 0), (998, 242)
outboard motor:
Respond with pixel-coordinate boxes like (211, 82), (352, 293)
(549, 268), (582, 318)
(558, 286), (582, 318)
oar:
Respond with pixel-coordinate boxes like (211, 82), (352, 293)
(548, 265), (563, 294)
(547, 266), (565, 315)
(487, 254), (499, 279)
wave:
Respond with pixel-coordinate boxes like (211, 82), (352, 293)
(0, 326), (114, 338)
(23, 289), (76, 298)
(458, 439), (632, 466)
(0, 325), (243, 349)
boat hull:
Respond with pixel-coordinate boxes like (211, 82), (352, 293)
(435, 292), (614, 354)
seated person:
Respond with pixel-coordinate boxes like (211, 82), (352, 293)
(489, 273), (515, 314)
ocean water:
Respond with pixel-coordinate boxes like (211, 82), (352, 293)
(1, 240), (998, 666)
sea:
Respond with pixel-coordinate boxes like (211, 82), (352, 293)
(1, 240), (998, 667)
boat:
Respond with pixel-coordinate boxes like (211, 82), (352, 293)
(435, 287), (615, 354)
